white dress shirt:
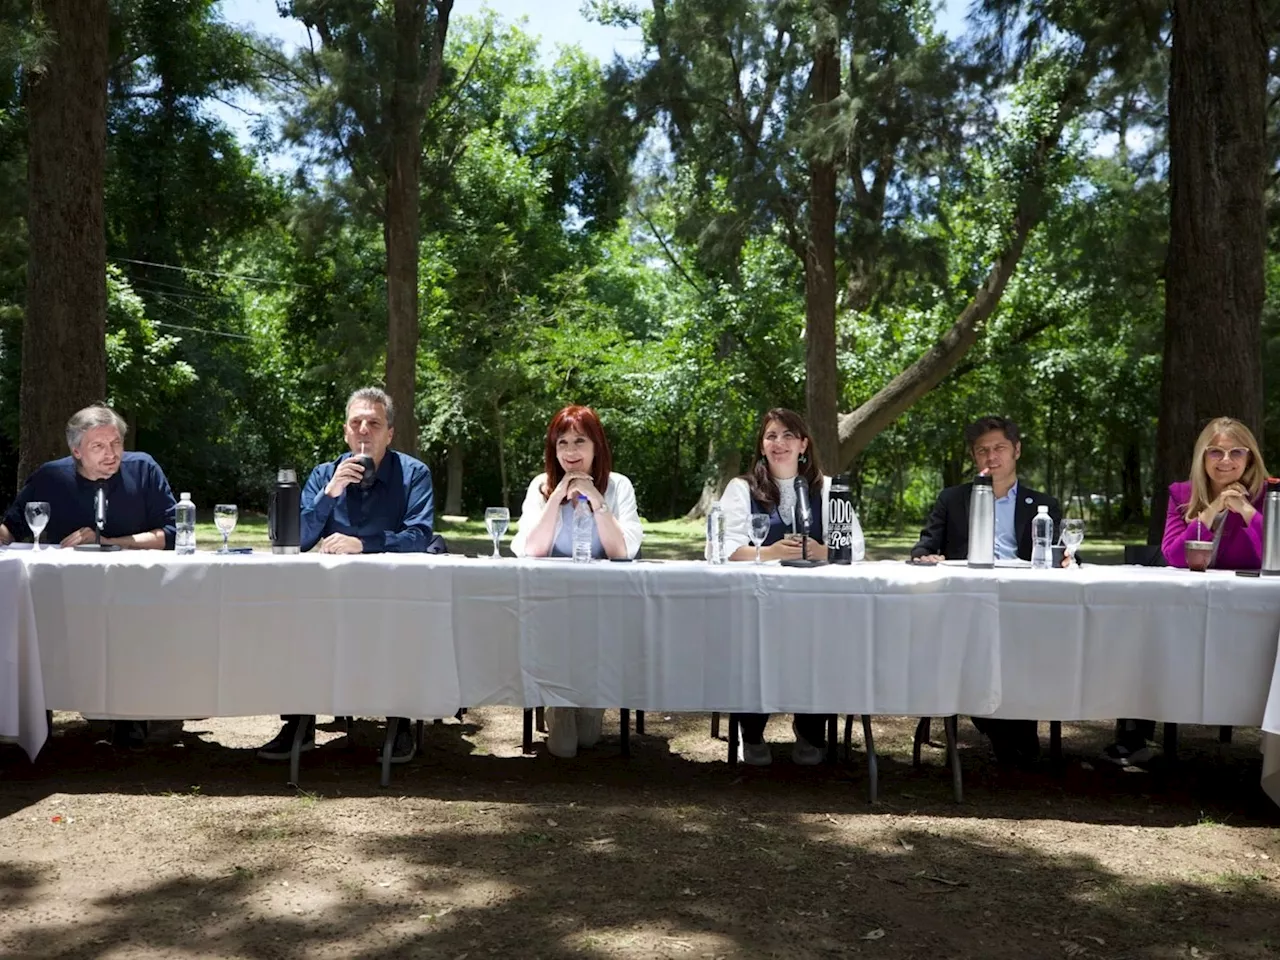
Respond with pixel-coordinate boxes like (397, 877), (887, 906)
(716, 475), (865, 560)
(510, 472), (644, 559)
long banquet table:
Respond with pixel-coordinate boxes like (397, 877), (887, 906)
(4, 550), (1280, 804)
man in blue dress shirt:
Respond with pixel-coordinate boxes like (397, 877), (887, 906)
(1, 404), (176, 550)
(257, 386), (436, 765)
(1, 404), (177, 750)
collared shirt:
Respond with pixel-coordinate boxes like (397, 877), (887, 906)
(993, 480), (1019, 560)
(2, 452), (177, 548)
(301, 450), (434, 553)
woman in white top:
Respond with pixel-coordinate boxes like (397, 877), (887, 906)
(511, 405), (644, 757)
(723, 407), (865, 766)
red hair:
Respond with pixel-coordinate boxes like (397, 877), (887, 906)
(541, 405), (613, 499)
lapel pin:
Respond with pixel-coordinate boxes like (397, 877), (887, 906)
(1025, 497), (1033, 504)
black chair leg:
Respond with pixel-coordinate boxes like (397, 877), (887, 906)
(522, 709), (534, 754)
(620, 709), (631, 758)
(944, 715), (963, 804)
(826, 715), (838, 764)
(913, 717), (931, 768)
(46, 709), (53, 741)
(711, 711), (721, 740)
(727, 713), (739, 766)
(636, 710), (645, 736)
(415, 719), (425, 750)
(843, 715), (853, 758)
(1219, 725), (1233, 744)
(1049, 721), (1063, 764)
(1163, 722), (1179, 765)
(535, 706), (547, 734)
(379, 717), (398, 788)
(862, 716), (878, 804)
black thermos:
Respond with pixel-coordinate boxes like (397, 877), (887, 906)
(269, 468), (301, 554)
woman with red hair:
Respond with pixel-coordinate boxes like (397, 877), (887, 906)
(511, 405), (644, 756)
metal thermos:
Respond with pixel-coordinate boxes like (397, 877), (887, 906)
(827, 473), (854, 564)
(269, 468), (301, 555)
(967, 474), (995, 569)
(1262, 478), (1280, 576)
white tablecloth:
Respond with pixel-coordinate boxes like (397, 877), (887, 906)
(17, 553), (1004, 721)
(12, 552), (1280, 808)
(0, 554), (46, 760)
(25, 551), (463, 721)
(990, 566), (1280, 724)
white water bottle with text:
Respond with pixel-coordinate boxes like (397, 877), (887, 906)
(175, 492), (197, 555)
(572, 494), (593, 562)
(1030, 504), (1053, 569)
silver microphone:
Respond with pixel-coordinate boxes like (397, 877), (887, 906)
(94, 485), (107, 534)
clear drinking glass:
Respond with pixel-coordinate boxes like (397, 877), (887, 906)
(1061, 519), (1085, 563)
(25, 501), (50, 550)
(214, 504), (238, 553)
(484, 507), (510, 558)
(748, 513), (771, 564)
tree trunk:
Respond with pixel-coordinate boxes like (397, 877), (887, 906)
(1149, 0), (1266, 544)
(444, 443), (463, 517)
(494, 399), (509, 510)
(383, 0), (452, 458)
(685, 443), (741, 520)
(802, 25), (841, 466)
(1120, 434), (1144, 527)
(19, 0), (108, 485)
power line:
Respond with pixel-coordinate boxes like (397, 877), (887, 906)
(151, 319), (256, 342)
(111, 256), (309, 288)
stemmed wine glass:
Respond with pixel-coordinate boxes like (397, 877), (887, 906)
(1061, 519), (1085, 565)
(748, 513), (771, 564)
(214, 504), (238, 554)
(25, 502), (50, 550)
(484, 507), (510, 558)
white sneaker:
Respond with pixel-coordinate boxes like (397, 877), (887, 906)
(791, 720), (824, 765)
(577, 708), (605, 748)
(740, 739), (772, 766)
(545, 707), (578, 758)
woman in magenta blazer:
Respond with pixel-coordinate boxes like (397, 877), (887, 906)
(1162, 417), (1269, 570)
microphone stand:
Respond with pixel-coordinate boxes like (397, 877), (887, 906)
(780, 477), (828, 568)
(76, 484), (122, 551)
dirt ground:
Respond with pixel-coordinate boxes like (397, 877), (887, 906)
(2, 711), (1279, 960)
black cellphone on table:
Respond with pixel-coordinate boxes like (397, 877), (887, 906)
(1235, 569), (1261, 577)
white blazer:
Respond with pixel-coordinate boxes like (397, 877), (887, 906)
(510, 472), (644, 559)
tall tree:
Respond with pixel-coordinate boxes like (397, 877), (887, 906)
(1149, 0), (1267, 541)
(283, 0), (454, 454)
(19, 0), (108, 483)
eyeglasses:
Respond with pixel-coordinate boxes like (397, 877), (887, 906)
(1205, 446), (1250, 462)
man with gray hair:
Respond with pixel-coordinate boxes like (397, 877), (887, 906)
(257, 386), (438, 764)
(1, 404), (176, 551)
(1, 404), (176, 751)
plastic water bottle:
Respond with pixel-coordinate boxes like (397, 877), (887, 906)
(572, 494), (593, 562)
(1030, 504), (1053, 569)
(706, 501), (726, 564)
(175, 492), (197, 555)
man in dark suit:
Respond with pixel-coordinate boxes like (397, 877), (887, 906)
(910, 416), (1062, 765)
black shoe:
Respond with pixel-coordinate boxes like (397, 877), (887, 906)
(389, 726), (416, 764)
(257, 719), (315, 760)
(112, 720), (147, 751)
